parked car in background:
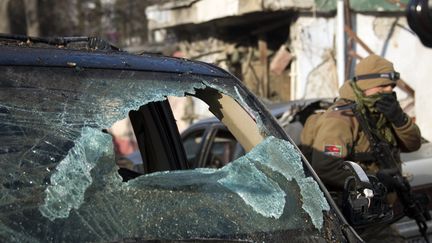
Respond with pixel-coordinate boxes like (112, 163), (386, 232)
(0, 35), (363, 242)
(181, 99), (333, 169)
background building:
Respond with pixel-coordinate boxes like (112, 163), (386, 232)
(145, 0), (432, 141)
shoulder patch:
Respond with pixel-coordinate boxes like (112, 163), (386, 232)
(324, 145), (342, 157)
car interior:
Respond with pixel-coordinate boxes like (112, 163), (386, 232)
(110, 87), (264, 180)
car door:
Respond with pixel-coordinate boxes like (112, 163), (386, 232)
(200, 125), (245, 168)
(181, 122), (214, 168)
(182, 123), (244, 169)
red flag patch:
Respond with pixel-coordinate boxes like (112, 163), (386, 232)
(324, 145), (342, 157)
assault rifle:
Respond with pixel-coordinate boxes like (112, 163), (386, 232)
(349, 103), (431, 242)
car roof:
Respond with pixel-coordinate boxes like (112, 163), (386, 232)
(0, 35), (231, 79)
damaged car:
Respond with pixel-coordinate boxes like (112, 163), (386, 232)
(0, 35), (366, 242)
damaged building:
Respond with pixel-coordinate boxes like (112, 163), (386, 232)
(145, 0), (432, 141)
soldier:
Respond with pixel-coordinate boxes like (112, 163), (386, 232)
(300, 54), (422, 242)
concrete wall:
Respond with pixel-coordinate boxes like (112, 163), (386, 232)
(289, 16), (338, 99)
(146, 0), (313, 32)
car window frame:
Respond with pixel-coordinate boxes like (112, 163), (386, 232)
(203, 125), (242, 168)
(128, 99), (189, 174)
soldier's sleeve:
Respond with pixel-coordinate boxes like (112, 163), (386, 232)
(393, 116), (421, 152)
(300, 113), (322, 160)
(310, 115), (354, 190)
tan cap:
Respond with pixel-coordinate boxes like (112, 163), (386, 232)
(354, 54), (397, 90)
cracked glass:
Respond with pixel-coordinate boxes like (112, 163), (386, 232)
(0, 64), (335, 242)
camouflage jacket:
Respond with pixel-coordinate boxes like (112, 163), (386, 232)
(300, 83), (421, 191)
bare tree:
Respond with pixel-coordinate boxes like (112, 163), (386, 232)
(6, 0), (27, 35)
(0, 0), (11, 33)
(38, 0), (81, 36)
(23, 0), (39, 36)
(114, 0), (149, 46)
(1, 0), (160, 48)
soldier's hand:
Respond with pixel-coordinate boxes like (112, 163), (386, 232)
(375, 92), (408, 127)
(376, 169), (398, 192)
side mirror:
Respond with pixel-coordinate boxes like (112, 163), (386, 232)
(342, 161), (393, 227)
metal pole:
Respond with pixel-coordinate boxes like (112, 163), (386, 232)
(337, 0), (345, 86)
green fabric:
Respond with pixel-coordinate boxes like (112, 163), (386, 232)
(350, 81), (397, 146)
(314, 0), (409, 12)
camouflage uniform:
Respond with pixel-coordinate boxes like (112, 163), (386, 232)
(301, 54), (421, 190)
(300, 55), (422, 242)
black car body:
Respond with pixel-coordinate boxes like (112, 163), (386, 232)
(0, 36), (362, 242)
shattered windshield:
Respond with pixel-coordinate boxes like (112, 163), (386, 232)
(0, 65), (335, 242)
